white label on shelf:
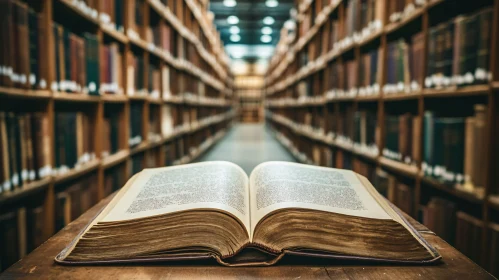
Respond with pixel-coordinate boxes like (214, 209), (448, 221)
(29, 74), (36, 85)
(29, 170), (36, 181)
(51, 81), (58, 91)
(21, 169), (28, 181)
(12, 173), (19, 186)
(3, 181), (11, 191)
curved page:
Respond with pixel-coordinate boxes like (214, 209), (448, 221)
(103, 161), (251, 235)
(249, 162), (392, 235)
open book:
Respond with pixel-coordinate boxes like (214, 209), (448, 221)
(55, 161), (441, 266)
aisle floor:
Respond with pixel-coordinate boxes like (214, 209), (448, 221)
(196, 123), (296, 174)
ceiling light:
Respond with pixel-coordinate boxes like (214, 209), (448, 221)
(229, 26), (240, 34)
(261, 26), (273, 35)
(227, 15), (239, 24)
(263, 16), (275, 25)
(230, 34), (241, 42)
(265, 0), (278, 7)
(223, 0), (236, 7)
(261, 35), (272, 43)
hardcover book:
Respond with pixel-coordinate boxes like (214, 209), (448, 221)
(56, 161), (441, 266)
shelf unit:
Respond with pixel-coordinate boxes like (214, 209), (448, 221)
(235, 75), (265, 123)
(264, 0), (499, 270)
(0, 0), (235, 264)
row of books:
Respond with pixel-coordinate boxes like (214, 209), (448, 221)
(55, 174), (99, 231)
(383, 113), (420, 165)
(52, 23), (100, 94)
(384, 34), (424, 95)
(53, 112), (96, 174)
(353, 111), (378, 155)
(0, 112), (51, 194)
(129, 103), (144, 147)
(0, 204), (45, 272)
(0, 1), (47, 90)
(425, 8), (493, 89)
(100, 43), (123, 94)
(101, 0), (125, 32)
(421, 196), (499, 277)
(102, 113), (121, 158)
(423, 105), (487, 188)
(345, 0), (383, 39)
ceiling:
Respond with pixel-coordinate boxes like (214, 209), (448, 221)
(209, 0), (295, 62)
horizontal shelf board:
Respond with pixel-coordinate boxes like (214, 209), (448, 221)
(358, 29), (383, 47)
(0, 177), (51, 205)
(379, 157), (418, 177)
(356, 95), (380, 102)
(420, 176), (485, 204)
(148, 97), (162, 104)
(489, 196), (499, 211)
(353, 150), (379, 162)
(102, 150), (130, 169)
(53, 92), (101, 102)
(130, 142), (150, 155)
(0, 87), (52, 100)
(58, 0), (99, 25)
(53, 160), (101, 185)
(101, 94), (128, 103)
(422, 85), (490, 98)
(427, 0), (447, 9)
(101, 25), (129, 44)
(384, 7), (425, 35)
(383, 92), (420, 101)
(492, 82), (499, 90)
(128, 95), (149, 101)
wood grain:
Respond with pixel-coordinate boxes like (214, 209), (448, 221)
(0, 195), (494, 279)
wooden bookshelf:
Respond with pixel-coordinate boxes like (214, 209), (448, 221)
(264, 0), (499, 273)
(0, 0), (235, 271)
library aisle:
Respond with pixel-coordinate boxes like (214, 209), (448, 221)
(196, 124), (295, 174)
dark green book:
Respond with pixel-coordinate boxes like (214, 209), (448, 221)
(475, 8), (493, 83)
(423, 111), (434, 176)
(84, 33), (99, 95)
(63, 29), (71, 92)
(440, 118), (465, 183)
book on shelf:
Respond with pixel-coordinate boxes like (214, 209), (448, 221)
(0, 204), (46, 272)
(486, 223), (499, 277)
(126, 0), (145, 39)
(422, 197), (457, 245)
(455, 211), (482, 265)
(384, 33), (424, 95)
(425, 8), (493, 89)
(148, 63), (160, 98)
(0, 1), (47, 90)
(55, 161), (441, 266)
(100, 43), (122, 95)
(53, 112), (95, 175)
(55, 174), (98, 231)
(127, 52), (146, 96)
(383, 113), (419, 165)
(423, 105), (486, 188)
(129, 102), (143, 147)
(102, 112), (120, 158)
(0, 112), (51, 193)
(101, 0), (124, 32)
(130, 153), (144, 175)
(51, 23), (100, 95)
(104, 164), (127, 197)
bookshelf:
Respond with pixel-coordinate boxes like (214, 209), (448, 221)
(0, 0), (234, 271)
(264, 0), (499, 275)
(235, 75), (265, 123)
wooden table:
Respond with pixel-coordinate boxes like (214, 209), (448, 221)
(1, 195), (494, 279)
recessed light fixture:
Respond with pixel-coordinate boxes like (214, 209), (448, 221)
(229, 26), (240, 34)
(265, 0), (278, 7)
(261, 34), (272, 43)
(263, 16), (275, 25)
(223, 0), (236, 7)
(261, 26), (273, 35)
(230, 34), (241, 42)
(227, 15), (239, 24)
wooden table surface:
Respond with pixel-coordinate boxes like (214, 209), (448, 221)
(0, 195), (494, 279)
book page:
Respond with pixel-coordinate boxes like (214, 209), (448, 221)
(102, 161), (251, 234)
(249, 162), (392, 235)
